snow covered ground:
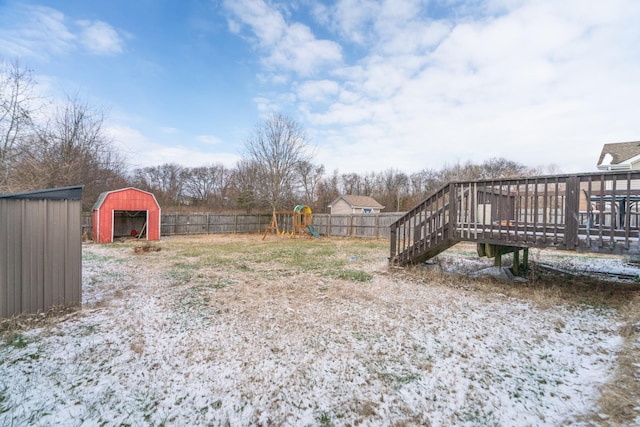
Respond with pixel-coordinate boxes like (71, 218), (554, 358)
(0, 236), (638, 426)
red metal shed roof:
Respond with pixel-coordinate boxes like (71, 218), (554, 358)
(92, 187), (160, 211)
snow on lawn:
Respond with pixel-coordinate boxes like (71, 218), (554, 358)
(0, 237), (628, 426)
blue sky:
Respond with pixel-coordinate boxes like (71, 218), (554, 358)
(1, 0), (639, 174)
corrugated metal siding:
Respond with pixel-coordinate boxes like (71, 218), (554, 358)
(0, 199), (81, 318)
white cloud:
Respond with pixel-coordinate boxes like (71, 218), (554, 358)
(197, 135), (223, 145)
(290, 0), (640, 174)
(264, 23), (342, 75)
(226, 18), (242, 34)
(0, 5), (75, 59)
(314, 0), (380, 45)
(0, 4), (124, 60)
(223, 0), (286, 46)
(77, 20), (125, 55)
(223, 0), (342, 77)
(295, 80), (340, 103)
(105, 124), (150, 163)
(253, 96), (281, 113)
(160, 127), (180, 134)
(106, 124), (240, 170)
(137, 146), (241, 169)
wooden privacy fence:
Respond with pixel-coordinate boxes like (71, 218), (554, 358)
(82, 212), (404, 239)
(312, 213), (402, 238)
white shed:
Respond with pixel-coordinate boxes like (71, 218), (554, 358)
(328, 195), (385, 215)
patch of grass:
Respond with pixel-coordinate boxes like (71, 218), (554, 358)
(232, 261), (252, 272)
(133, 388), (160, 423)
(80, 324), (98, 336)
(175, 286), (211, 310)
(165, 263), (198, 285)
(157, 236), (386, 281)
(377, 370), (420, 390)
(313, 246), (338, 257)
(0, 306), (79, 342)
(82, 252), (114, 263)
(589, 297), (640, 425)
(0, 385), (8, 414)
(316, 411), (332, 427)
(406, 256), (640, 310)
(176, 248), (206, 258)
(171, 277), (233, 331)
(210, 278), (234, 289)
(7, 332), (27, 348)
(103, 270), (127, 283)
(332, 269), (373, 282)
(456, 408), (496, 425)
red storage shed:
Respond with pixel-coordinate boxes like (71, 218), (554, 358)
(92, 187), (161, 243)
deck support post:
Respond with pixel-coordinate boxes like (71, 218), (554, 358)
(513, 249), (520, 275)
(494, 251), (502, 267)
(522, 248), (529, 275)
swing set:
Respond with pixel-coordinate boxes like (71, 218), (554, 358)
(262, 205), (320, 239)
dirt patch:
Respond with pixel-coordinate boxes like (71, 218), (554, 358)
(133, 243), (162, 253)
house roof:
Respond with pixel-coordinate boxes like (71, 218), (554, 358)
(92, 187), (159, 211)
(328, 194), (385, 209)
(0, 185), (83, 200)
(597, 141), (640, 169)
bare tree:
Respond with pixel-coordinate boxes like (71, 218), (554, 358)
(232, 159), (260, 213)
(13, 95), (127, 208)
(242, 113), (312, 213)
(379, 168), (409, 211)
(341, 172), (362, 195)
(183, 164), (219, 206)
(362, 172), (377, 196)
(0, 59), (38, 191)
(130, 163), (185, 206)
(316, 169), (340, 213)
(295, 160), (324, 209)
(180, 163), (232, 209)
(478, 157), (528, 179)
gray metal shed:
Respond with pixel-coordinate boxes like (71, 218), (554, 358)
(0, 185), (83, 318)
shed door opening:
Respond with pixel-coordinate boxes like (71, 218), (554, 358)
(113, 210), (148, 239)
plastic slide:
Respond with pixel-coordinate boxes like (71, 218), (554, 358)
(306, 225), (320, 238)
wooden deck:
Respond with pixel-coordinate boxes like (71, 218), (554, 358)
(390, 171), (640, 266)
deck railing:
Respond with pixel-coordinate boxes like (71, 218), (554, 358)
(390, 171), (640, 265)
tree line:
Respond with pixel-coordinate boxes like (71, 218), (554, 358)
(129, 157), (554, 214)
(1, 58), (558, 213)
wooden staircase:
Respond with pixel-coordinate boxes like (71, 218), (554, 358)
(389, 183), (459, 266)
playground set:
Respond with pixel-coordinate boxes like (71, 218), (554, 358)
(262, 205), (320, 239)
